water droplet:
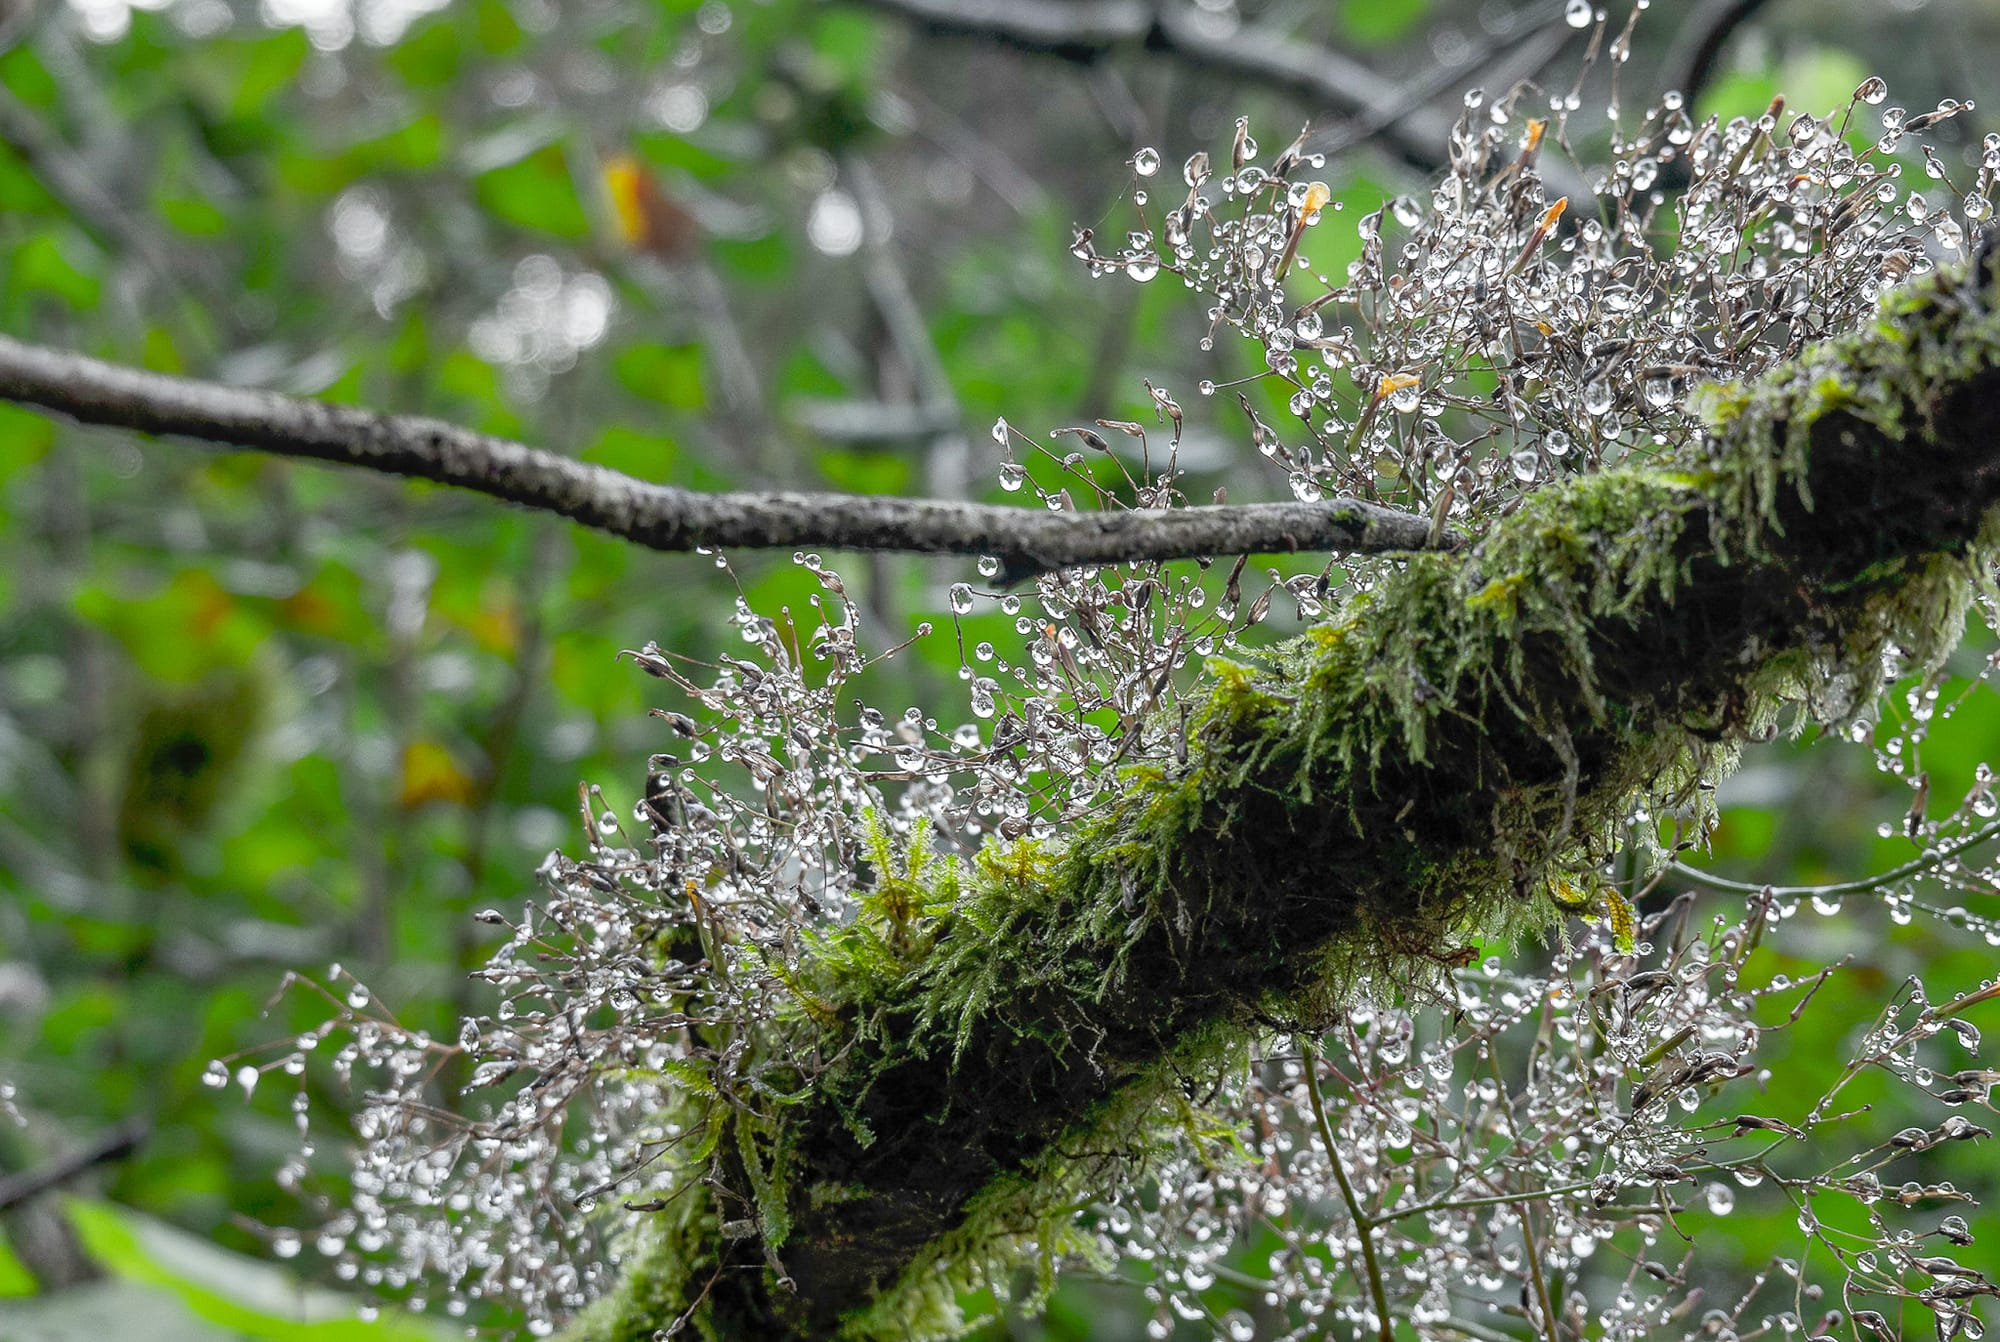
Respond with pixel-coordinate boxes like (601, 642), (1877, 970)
(998, 462), (1027, 492)
(1564, 0), (1594, 28)
(202, 1060), (229, 1089)
(1857, 76), (1889, 106)
(1133, 146), (1160, 177)
(948, 583), (974, 615)
(1511, 449), (1539, 483)
(1705, 1183), (1736, 1214)
(1582, 379), (1613, 416)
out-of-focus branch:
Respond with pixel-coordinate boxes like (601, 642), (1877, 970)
(1659, 0), (1777, 112)
(854, 0), (1453, 163)
(851, 0), (1589, 197)
(0, 1118), (150, 1214)
(0, 333), (1448, 577)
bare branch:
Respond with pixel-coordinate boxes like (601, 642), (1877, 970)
(1659, 0), (1777, 114)
(0, 1118), (150, 1215)
(853, 0), (1592, 200)
(0, 334), (1446, 577)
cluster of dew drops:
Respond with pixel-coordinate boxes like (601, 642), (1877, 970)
(1075, 45), (1997, 530)
(1087, 898), (2000, 1342)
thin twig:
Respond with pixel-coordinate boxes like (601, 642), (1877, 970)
(850, 0), (1590, 197)
(0, 333), (1449, 578)
(1302, 1039), (1395, 1342)
(1669, 817), (2000, 901)
(0, 1118), (151, 1214)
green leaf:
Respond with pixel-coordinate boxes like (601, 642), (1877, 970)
(474, 0), (525, 53)
(0, 46), (59, 109)
(157, 196), (231, 238)
(226, 30), (311, 119)
(0, 403), (57, 483)
(0, 1231), (37, 1297)
(12, 232), (102, 308)
(63, 1200), (443, 1340)
(585, 424), (679, 482)
(0, 1280), (234, 1341)
(613, 341), (706, 410)
(819, 450), (911, 496)
(384, 16), (461, 88)
(348, 114), (447, 171)
(474, 142), (590, 238)
(1339, 0), (1428, 46)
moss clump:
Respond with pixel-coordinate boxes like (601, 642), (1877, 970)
(563, 258), (2000, 1342)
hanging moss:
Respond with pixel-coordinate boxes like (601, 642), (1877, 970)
(561, 258), (2000, 1342)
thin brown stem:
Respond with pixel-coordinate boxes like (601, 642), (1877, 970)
(1302, 1039), (1395, 1342)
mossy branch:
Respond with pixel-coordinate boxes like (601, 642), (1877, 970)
(565, 259), (2000, 1341)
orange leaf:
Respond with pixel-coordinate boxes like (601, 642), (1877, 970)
(602, 153), (700, 262)
(398, 740), (476, 809)
(1374, 372), (1421, 402)
(1298, 180), (1332, 225)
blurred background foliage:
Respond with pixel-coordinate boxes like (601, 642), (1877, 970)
(1, 0), (1998, 1336)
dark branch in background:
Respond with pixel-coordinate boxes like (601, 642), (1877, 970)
(0, 1118), (151, 1215)
(1650, 0), (1778, 194)
(1659, 0), (1777, 114)
(1307, 12), (1573, 163)
(0, 335), (1448, 579)
(847, 0), (1590, 198)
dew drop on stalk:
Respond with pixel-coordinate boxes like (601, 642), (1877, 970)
(1564, 0), (1593, 27)
(949, 583), (974, 615)
(1132, 146), (1160, 177)
(1858, 76), (1889, 105)
(998, 462), (1027, 491)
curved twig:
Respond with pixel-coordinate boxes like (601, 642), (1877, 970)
(1669, 818), (2000, 901)
(0, 334), (1447, 579)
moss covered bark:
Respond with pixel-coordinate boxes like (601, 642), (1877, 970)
(563, 257), (2000, 1341)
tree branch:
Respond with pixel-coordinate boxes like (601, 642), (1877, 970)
(1659, 0), (1777, 112)
(0, 1118), (150, 1215)
(0, 334), (1444, 578)
(851, 0), (1592, 200)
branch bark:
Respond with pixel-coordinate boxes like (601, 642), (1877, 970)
(0, 333), (1443, 578)
(562, 259), (2000, 1340)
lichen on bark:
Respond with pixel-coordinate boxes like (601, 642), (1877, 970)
(562, 256), (2000, 1342)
